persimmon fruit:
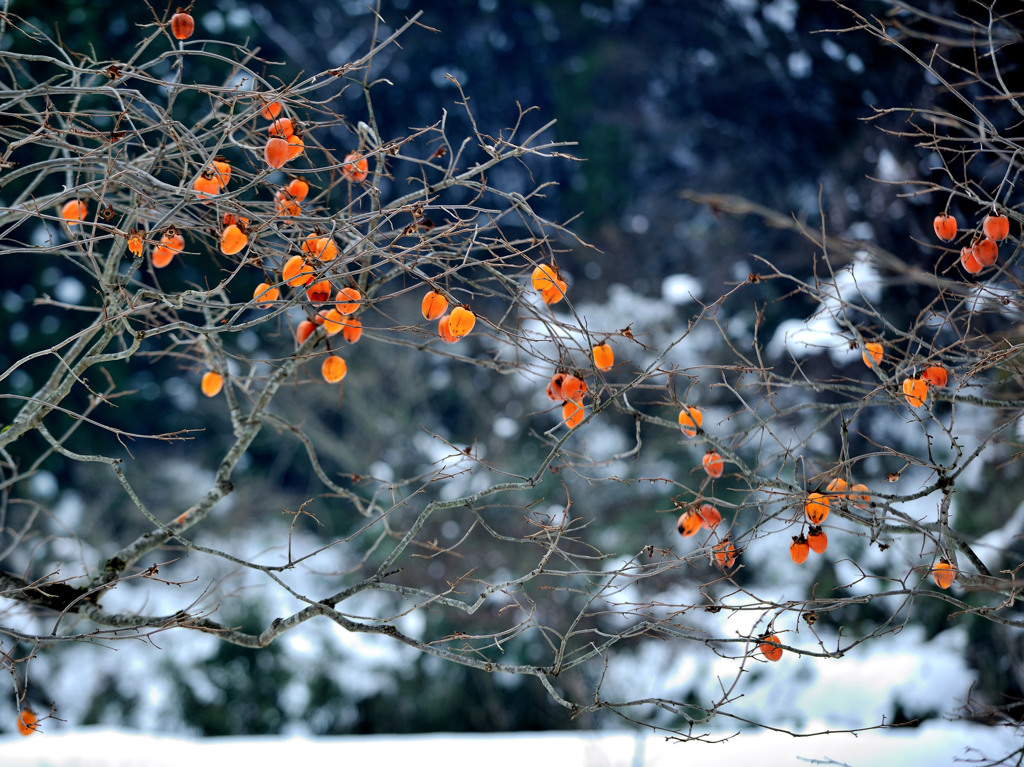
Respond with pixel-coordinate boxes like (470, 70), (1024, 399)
(201, 371), (223, 397)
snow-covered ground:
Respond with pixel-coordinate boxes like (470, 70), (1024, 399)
(3, 723), (1019, 767)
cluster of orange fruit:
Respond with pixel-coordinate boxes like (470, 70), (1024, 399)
(861, 341), (950, 409)
(933, 210), (1012, 275)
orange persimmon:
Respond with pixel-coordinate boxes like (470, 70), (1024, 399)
(933, 213), (957, 242)
(562, 400), (585, 429)
(702, 451), (724, 479)
(321, 355), (348, 383)
(714, 538), (737, 569)
(16, 708), (38, 736)
(805, 492), (830, 525)
(790, 535), (809, 564)
(253, 282), (280, 308)
(861, 342), (883, 368)
(265, 137), (289, 169)
(286, 134), (304, 160)
(592, 342), (614, 372)
(152, 228), (184, 268)
(546, 372), (567, 402)
(807, 526), (828, 554)
(212, 157), (231, 188)
(678, 405), (702, 437)
(759, 634), (783, 662)
(902, 377), (928, 408)
(220, 224), (248, 256)
(170, 9), (195, 40)
(306, 280), (332, 304)
(676, 510), (701, 538)
(342, 317), (363, 344)
(960, 245), (983, 275)
(282, 255), (314, 287)
(60, 199), (87, 226)
(201, 371), (223, 397)
(696, 503), (722, 529)
(342, 151), (369, 182)
(286, 178), (310, 202)
(983, 213), (1009, 242)
(560, 374), (587, 403)
(931, 557), (956, 589)
(302, 234), (337, 262)
(973, 237), (998, 267)
(268, 117), (294, 139)
(295, 320), (316, 345)
(335, 287), (361, 315)
(261, 100), (283, 120)
(921, 365), (948, 388)
(421, 290), (449, 321)
(447, 306), (476, 338)
(438, 314), (459, 344)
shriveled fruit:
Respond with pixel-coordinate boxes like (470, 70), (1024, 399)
(983, 213), (1009, 242)
(342, 317), (363, 344)
(421, 290), (449, 321)
(702, 451), (724, 479)
(921, 365), (948, 388)
(931, 557), (956, 589)
(306, 280), (332, 304)
(152, 228), (184, 268)
(562, 400), (585, 429)
(678, 405), (703, 437)
(342, 151), (369, 182)
(295, 320), (316, 345)
(714, 538), (737, 569)
(807, 526), (828, 554)
(282, 255), (314, 287)
(60, 199), (87, 226)
(321, 355), (348, 383)
(696, 503), (722, 529)
(220, 224), (248, 256)
(759, 634), (783, 662)
(933, 213), (957, 242)
(170, 9), (195, 40)
(265, 137), (289, 169)
(448, 306), (476, 338)
(790, 535), (809, 564)
(546, 372), (567, 402)
(335, 287), (361, 315)
(253, 282), (280, 308)
(805, 492), (830, 525)
(676, 510), (701, 538)
(592, 342), (614, 372)
(201, 371), (223, 397)
(127, 231), (144, 257)
(902, 377), (928, 408)
(861, 342), (883, 368)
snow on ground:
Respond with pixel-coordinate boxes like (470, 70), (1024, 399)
(2, 723), (1019, 767)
